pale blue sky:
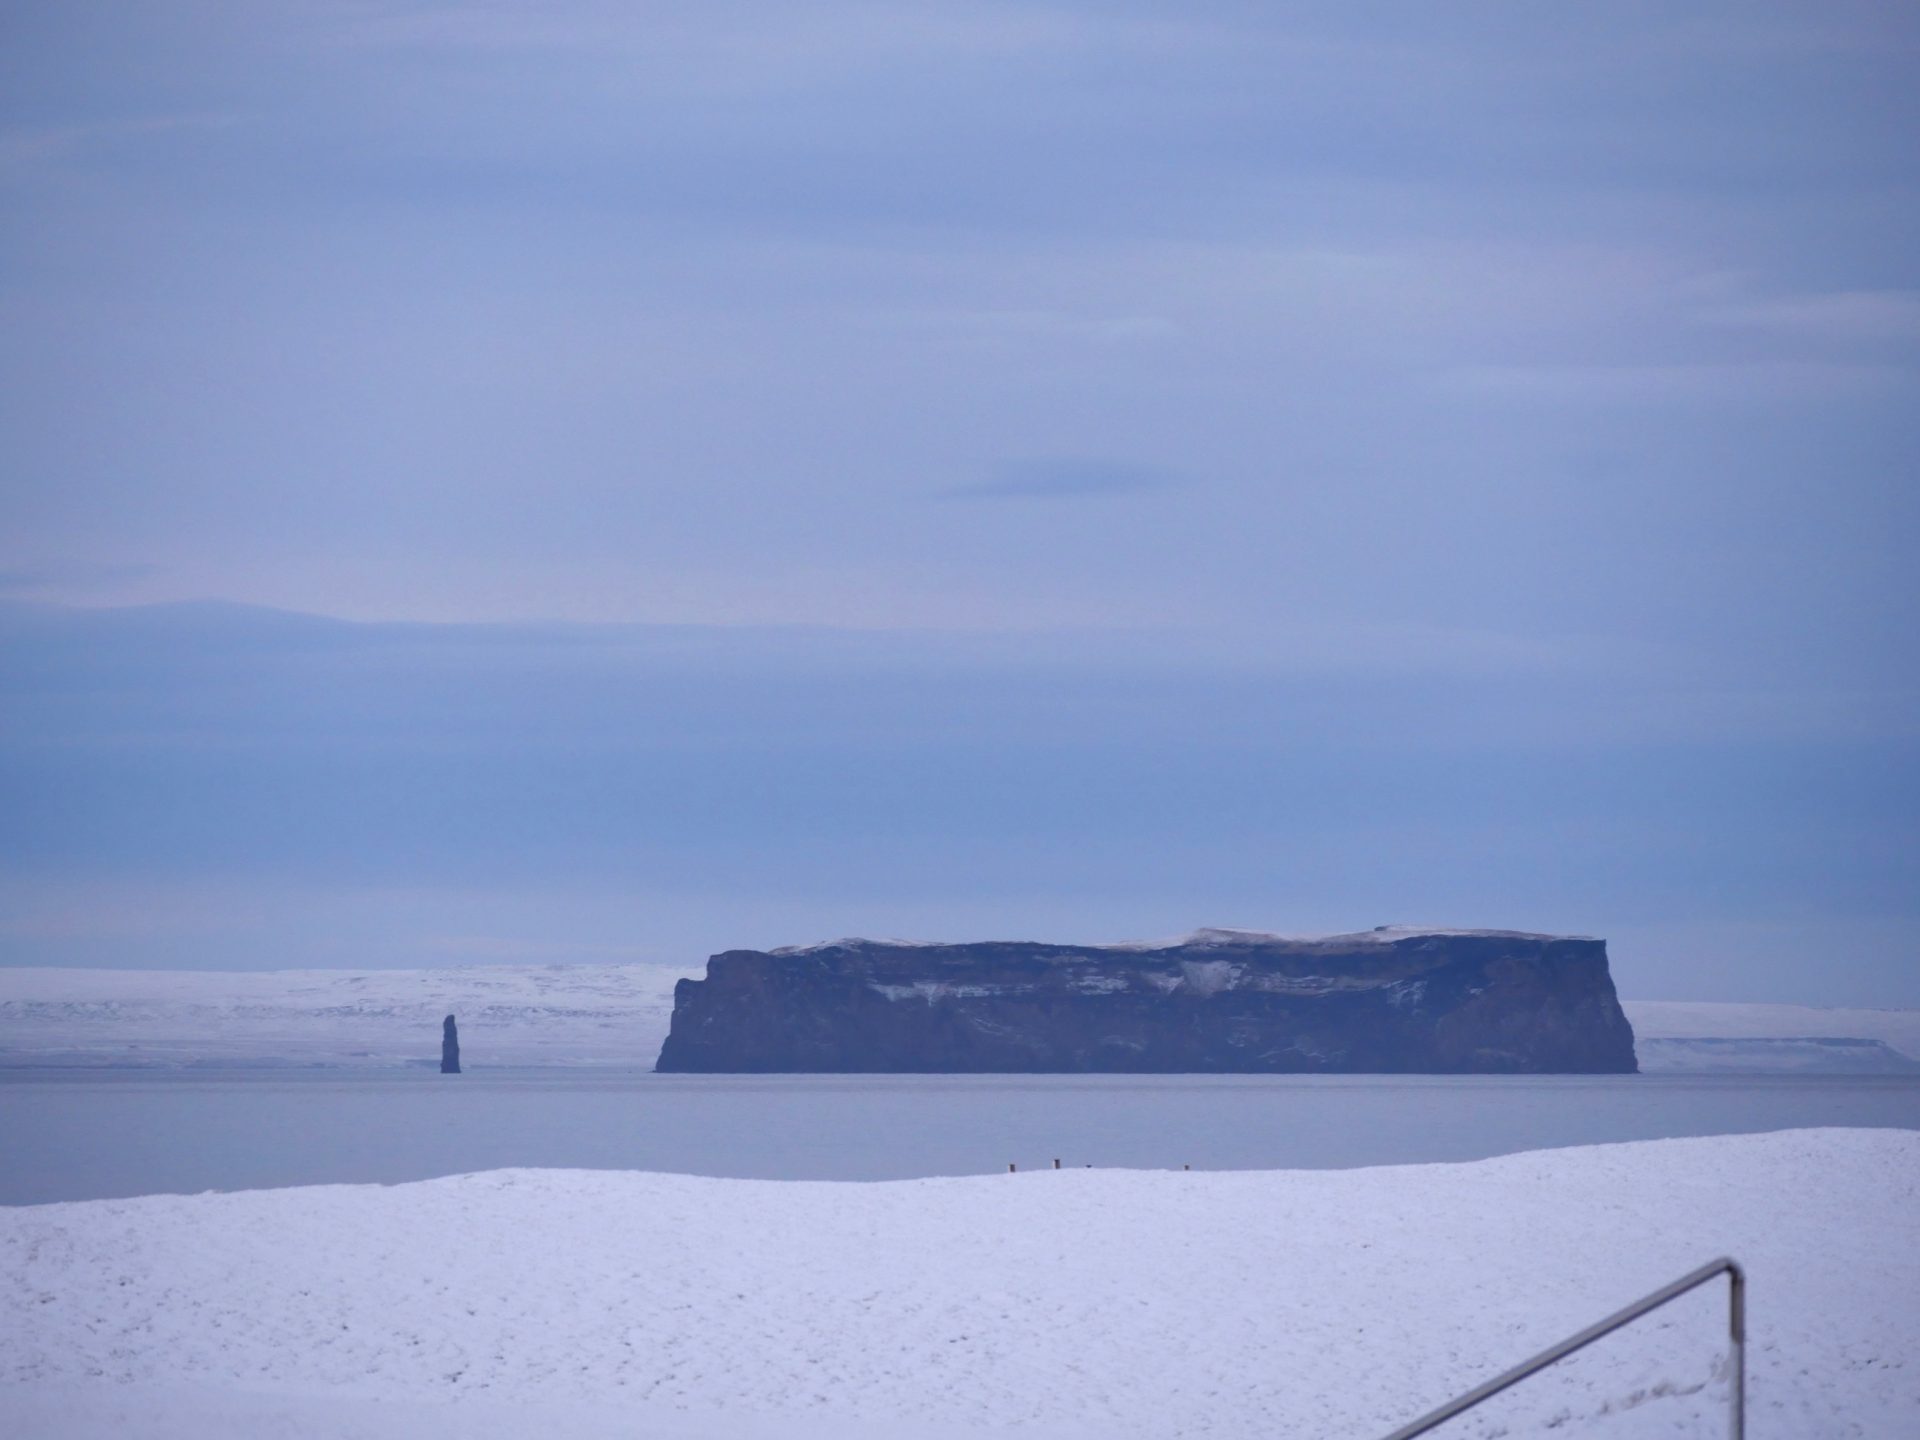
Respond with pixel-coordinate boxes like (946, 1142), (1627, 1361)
(1, 3), (1916, 1000)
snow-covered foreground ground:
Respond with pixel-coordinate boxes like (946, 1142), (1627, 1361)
(4, 963), (1918, 1071)
(4, 1130), (1914, 1439)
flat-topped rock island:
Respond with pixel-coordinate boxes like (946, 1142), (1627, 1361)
(654, 927), (1640, 1074)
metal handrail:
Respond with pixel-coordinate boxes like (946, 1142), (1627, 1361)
(1377, 1256), (1745, 1440)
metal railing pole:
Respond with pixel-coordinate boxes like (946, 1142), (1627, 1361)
(1729, 1261), (1744, 1440)
(1376, 1257), (1745, 1440)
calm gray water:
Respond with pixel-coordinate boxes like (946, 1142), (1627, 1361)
(3, 1068), (1917, 1206)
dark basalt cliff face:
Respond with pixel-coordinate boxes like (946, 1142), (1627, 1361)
(654, 927), (1639, 1074)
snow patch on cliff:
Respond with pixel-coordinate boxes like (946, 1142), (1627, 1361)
(868, 981), (1004, 1003)
(1178, 959), (1241, 995)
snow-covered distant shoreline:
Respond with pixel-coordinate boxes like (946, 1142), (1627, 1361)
(4, 1130), (1914, 1439)
(0, 962), (691, 1069)
(3, 963), (1918, 1071)
(1626, 999), (1920, 1070)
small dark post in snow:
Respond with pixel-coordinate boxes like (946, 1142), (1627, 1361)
(441, 1014), (461, 1074)
(1053, 1158), (1060, 1169)
(1008, 1162), (1016, 1172)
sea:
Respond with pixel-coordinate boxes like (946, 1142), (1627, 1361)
(3, 1067), (1918, 1206)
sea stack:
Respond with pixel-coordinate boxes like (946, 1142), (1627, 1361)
(656, 927), (1639, 1075)
(441, 1014), (461, 1074)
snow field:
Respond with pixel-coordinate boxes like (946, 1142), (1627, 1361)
(3, 1129), (1915, 1438)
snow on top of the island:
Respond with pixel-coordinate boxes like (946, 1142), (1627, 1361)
(3, 1129), (1914, 1440)
(1107, 924), (1595, 950)
(1347, 923), (1598, 942)
(1105, 926), (1290, 950)
(773, 925), (1590, 956)
(768, 936), (948, 955)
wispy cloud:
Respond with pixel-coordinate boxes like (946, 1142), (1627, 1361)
(0, 113), (237, 173)
(939, 459), (1181, 502)
(1700, 289), (1920, 344)
(0, 561), (159, 596)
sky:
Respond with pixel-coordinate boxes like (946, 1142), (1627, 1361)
(1, 2), (1916, 1003)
